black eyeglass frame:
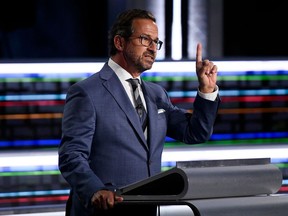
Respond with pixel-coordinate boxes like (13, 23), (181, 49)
(130, 34), (163, 50)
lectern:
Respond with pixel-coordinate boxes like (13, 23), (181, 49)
(116, 158), (288, 216)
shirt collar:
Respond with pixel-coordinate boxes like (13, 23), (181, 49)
(108, 58), (142, 84)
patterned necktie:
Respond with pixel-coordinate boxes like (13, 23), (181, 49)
(127, 78), (148, 131)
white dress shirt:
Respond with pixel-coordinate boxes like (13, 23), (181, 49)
(108, 58), (218, 103)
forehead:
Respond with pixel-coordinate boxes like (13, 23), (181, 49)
(131, 18), (158, 37)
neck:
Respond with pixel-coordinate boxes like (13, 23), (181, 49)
(110, 55), (141, 78)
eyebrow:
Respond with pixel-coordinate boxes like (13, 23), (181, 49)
(141, 34), (160, 41)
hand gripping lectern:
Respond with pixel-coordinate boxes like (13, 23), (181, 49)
(116, 158), (288, 216)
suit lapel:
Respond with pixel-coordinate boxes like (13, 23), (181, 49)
(101, 68), (147, 148)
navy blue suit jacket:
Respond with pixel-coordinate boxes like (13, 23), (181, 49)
(58, 62), (220, 215)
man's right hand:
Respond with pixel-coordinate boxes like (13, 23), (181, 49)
(91, 190), (124, 210)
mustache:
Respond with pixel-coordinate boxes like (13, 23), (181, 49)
(144, 51), (156, 59)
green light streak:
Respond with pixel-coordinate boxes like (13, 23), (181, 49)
(164, 138), (288, 148)
(0, 170), (60, 177)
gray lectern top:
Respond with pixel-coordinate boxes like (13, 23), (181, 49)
(116, 158), (288, 216)
(116, 158), (282, 201)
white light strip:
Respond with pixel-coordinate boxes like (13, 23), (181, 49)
(151, 61), (195, 72)
(13, 213), (64, 216)
(171, 0), (182, 60)
(1, 60), (288, 74)
(0, 145), (287, 168)
(215, 60), (288, 72)
(0, 151), (57, 167)
(0, 62), (103, 74)
(161, 145), (288, 162)
(151, 60), (288, 73)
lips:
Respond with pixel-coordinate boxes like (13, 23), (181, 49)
(144, 54), (155, 62)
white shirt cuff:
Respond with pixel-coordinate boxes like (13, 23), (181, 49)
(197, 85), (219, 101)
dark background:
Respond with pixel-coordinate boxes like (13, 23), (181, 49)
(223, 1), (288, 58)
(0, 0), (287, 60)
(0, 0), (109, 60)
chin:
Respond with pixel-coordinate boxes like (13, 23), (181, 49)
(145, 60), (154, 68)
(143, 65), (152, 71)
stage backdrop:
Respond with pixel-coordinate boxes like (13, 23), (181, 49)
(0, 60), (287, 212)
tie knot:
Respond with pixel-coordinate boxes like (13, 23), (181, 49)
(127, 78), (140, 89)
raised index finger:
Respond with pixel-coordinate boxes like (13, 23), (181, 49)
(196, 43), (202, 63)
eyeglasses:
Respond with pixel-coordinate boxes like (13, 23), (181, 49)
(130, 34), (163, 50)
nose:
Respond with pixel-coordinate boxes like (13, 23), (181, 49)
(148, 41), (157, 51)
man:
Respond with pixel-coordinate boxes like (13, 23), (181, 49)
(58, 8), (220, 216)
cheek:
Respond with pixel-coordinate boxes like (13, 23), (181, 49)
(126, 46), (141, 60)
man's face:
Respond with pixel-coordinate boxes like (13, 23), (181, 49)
(124, 18), (160, 73)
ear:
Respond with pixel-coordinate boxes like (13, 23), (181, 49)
(114, 35), (125, 51)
